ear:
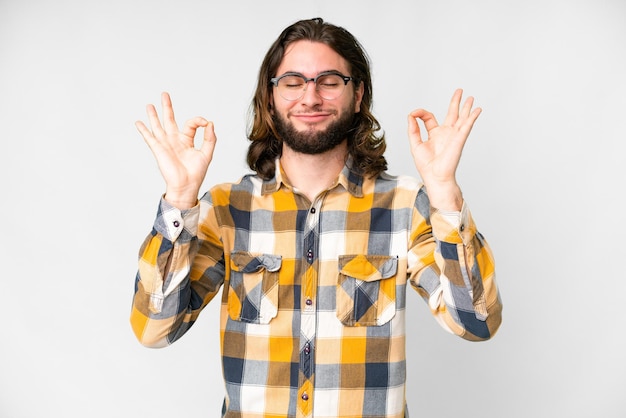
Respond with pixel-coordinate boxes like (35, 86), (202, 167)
(354, 81), (365, 113)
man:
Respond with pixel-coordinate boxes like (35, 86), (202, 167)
(131, 17), (502, 418)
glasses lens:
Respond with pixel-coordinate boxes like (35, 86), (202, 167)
(316, 74), (345, 100)
(277, 75), (306, 101)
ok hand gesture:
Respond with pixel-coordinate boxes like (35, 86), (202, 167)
(407, 89), (481, 211)
(135, 92), (217, 209)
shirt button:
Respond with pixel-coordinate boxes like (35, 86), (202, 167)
(305, 298), (312, 306)
(304, 343), (310, 354)
(460, 224), (465, 232)
(173, 220), (180, 228)
(310, 207), (316, 213)
(301, 392), (309, 401)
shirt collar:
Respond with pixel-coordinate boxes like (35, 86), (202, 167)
(261, 157), (364, 198)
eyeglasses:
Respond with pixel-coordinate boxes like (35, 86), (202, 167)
(270, 71), (354, 101)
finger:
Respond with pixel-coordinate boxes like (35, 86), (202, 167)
(459, 107), (482, 135)
(135, 120), (159, 151)
(457, 96), (475, 123)
(146, 103), (164, 136)
(181, 117), (209, 140)
(161, 92), (179, 133)
(443, 88), (463, 126)
(407, 113), (423, 144)
(135, 120), (153, 140)
(200, 121), (218, 162)
(409, 109), (439, 132)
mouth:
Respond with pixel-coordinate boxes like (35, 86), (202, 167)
(290, 111), (335, 124)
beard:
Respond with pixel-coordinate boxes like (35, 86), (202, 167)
(273, 105), (356, 155)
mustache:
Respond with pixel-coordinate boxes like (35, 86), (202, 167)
(287, 108), (337, 116)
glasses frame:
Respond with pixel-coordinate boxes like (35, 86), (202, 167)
(270, 71), (354, 101)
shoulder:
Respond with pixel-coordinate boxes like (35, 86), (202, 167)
(369, 172), (427, 209)
(202, 173), (265, 203)
(373, 171), (423, 191)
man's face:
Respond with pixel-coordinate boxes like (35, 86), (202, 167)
(271, 40), (364, 155)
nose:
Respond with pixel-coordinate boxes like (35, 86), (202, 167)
(299, 79), (324, 106)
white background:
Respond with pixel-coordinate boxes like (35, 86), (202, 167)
(1, 0), (625, 417)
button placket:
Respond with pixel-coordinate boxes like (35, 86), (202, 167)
(298, 196), (323, 417)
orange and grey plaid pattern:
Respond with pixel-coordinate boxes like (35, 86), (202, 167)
(131, 161), (502, 417)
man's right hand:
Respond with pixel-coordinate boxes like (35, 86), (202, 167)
(135, 92), (217, 209)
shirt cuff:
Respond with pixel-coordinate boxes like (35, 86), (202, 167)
(430, 201), (475, 245)
(153, 196), (200, 242)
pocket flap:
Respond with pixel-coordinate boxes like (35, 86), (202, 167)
(338, 255), (398, 282)
(230, 251), (282, 273)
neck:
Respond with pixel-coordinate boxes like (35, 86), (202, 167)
(280, 142), (348, 201)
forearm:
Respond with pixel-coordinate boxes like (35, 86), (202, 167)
(430, 210), (502, 341)
(130, 230), (198, 347)
(410, 191), (502, 341)
(164, 186), (200, 210)
(423, 181), (464, 212)
(130, 198), (202, 347)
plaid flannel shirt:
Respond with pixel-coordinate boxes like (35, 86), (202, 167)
(131, 160), (502, 418)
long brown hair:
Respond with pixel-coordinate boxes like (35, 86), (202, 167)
(246, 17), (387, 180)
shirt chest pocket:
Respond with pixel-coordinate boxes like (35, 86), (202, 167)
(336, 254), (398, 326)
(227, 251), (282, 324)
